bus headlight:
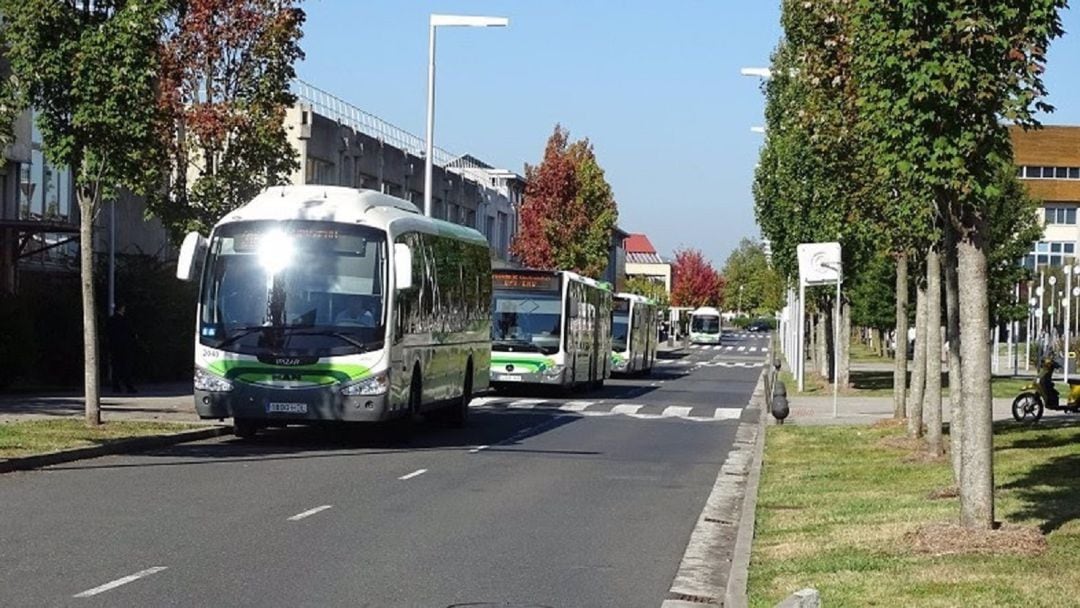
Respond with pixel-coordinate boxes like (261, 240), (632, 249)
(194, 368), (233, 393)
(342, 372), (388, 396)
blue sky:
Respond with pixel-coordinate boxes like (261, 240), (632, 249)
(298, 1), (1080, 268)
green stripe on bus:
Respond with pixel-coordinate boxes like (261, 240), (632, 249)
(207, 360), (370, 384)
(490, 356), (556, 372)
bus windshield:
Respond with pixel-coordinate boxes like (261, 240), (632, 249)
(199, 220), (387, 356)
(491, 289), (562, 355)
(692, 315), (720, 334)
(612, 312), (629, 352)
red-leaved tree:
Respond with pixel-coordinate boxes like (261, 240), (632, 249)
(671, 247), (721, 308)
(511, 125), (618, 278)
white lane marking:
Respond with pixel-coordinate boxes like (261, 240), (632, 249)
(468, 445), (490, 453)
(73, 567), (168, 598)
(714, 408), (743, 420)
(470, 396), (500, 406)
(611, 404), (644, 415)
(762, 347), (769, 352)
(398, 468), (428, 480)
(725, 346), (735, 351)
(509, 399), (545, 409)
(748, 347), (757, 353)
(663, 405), (695, 418)
(737, 346), (746, 352)
(558, 401), (592, 412)
(287, 505), (333, 521)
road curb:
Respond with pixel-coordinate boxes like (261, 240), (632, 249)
(663, 367), (767, 608)
(0, 425), (230, 474)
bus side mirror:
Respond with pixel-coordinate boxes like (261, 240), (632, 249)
(176, 232), (207, 282)
(394, 243), (413, 290)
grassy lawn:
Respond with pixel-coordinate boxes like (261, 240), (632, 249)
(780, 369), (1032, 399)
(749, 421), (1080, 607)
(0, 419), (201, 459)
(850, 340), (890, 363)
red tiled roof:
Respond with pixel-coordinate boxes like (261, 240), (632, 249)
(624, 233), (656, 254)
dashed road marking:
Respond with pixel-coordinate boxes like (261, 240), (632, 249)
(611, 404), (644, 415)
(73, 567), (168, 598)
(398, 469), (428, 481)
(287, 505), (333, 521)
(468, 445), (490, 453)
(663, 405), (695, 417)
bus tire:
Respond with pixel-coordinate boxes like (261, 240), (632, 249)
(234, 418), (258, 440)
(447, 361), (472, 429)
(390, 370), (421, 443)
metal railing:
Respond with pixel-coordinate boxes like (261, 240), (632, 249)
(290, 79), (489, 170)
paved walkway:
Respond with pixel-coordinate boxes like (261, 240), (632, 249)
(784, 394), (1073, 425)
(0, 383), (202, 424)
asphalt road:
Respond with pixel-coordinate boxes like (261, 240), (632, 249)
(0, 332), (770, 608)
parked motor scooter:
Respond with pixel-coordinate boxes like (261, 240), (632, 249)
(1012, 356), (1080, 422)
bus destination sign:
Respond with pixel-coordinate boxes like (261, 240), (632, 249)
(493, 272), (559, 291)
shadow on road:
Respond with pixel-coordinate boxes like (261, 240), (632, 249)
(42, 411), (598, 472)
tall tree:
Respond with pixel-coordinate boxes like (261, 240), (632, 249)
(721, 238), (785, 315)
(152, 0), (305, 241)
(925, 246), (944, 456)
(0, 0), (169, 426)
(511, 125), (618, 278)
(670, 248), (721, 308)
(854, 0), (1067, 529)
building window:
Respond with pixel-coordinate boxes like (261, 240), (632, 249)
(485, 216), (495, 241)
(306, 157), (335, 185)
(1024, 241), (1076, 269)
(1021, 165), (1080, 180)
(1044, 206), (1077, 225)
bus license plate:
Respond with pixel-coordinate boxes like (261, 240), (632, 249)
(267, 402), (308, 414)
(498, 374), (522, 382)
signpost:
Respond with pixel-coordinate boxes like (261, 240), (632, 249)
(796, 242), (843, 417)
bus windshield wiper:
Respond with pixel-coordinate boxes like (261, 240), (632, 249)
(217, 325), (272, 349)
(285, 329), (376, 351)
(492, 339), (541, 352)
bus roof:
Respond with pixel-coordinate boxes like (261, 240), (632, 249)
(615, 292), (655, 305)
(691, 306), (721, 316)
(214, 185), (488, 246)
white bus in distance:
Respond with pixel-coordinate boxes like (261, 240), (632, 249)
(490, 269), (613, 390)
(689, 306), (723, 344)
(611, 292), (658, 375)
(175, 186), (492, 439)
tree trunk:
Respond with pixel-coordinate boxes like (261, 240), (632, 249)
(894, 253), (909, 419)
(945, 227), (963, 482)
(908, 281), (927, 439)
(838, 299), (851, 388)
(925, 246), (943, 457)
(78, 188), (101, 427)
(957, 232), (993, 530)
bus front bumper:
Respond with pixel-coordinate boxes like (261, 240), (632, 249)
(490, 368), (565, 386)
(194, 384), (396, 423)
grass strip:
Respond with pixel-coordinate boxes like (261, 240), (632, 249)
(0, 419), (201, 459)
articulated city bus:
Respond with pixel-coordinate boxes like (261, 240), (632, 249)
(175, 186), (492, 438)
(611, 293), (658, 375)
(490, 269), (612, 390)
(690, 306), (723, 344)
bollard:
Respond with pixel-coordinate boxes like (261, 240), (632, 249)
(772, 380), (789, 424)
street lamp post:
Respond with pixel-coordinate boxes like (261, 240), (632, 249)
(424, 14), (509, 218)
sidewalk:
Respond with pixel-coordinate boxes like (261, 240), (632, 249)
(785, 394), (1070, 425)
(0, 383), (201, 424)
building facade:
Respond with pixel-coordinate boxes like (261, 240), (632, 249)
(1012, 125), (1080, 269)
(286, 81), (524, 261)
(624, 233), (671, 293)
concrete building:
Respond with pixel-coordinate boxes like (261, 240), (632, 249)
(1012, 125), (1080, 269)
(287, 81), (523, 261)
(624, 233), (671, 293)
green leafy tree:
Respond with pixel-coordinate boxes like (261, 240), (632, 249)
(987, 165), (1042, 324)
(721, 238), (784, 315)
(853, 0), (1067, 529)
(0, 0), (169, 426)
(511, 125), (618, 278)
(152, 0), (305, 241)
(625, 276), (669, 310)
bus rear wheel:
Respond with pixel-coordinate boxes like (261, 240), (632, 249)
(446, 363), (472, 429)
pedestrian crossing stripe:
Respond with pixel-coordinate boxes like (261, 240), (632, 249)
(688, 345), (767, 352)
(469, 397), (743, 422)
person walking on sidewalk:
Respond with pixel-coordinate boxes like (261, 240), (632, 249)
(107, 303), (137, 394)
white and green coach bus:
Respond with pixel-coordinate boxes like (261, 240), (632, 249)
(175, 186), (492, 438)
(490, 269), (613, 390)
(689, 306), (723, 344)
(611, 293), (658, 375)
